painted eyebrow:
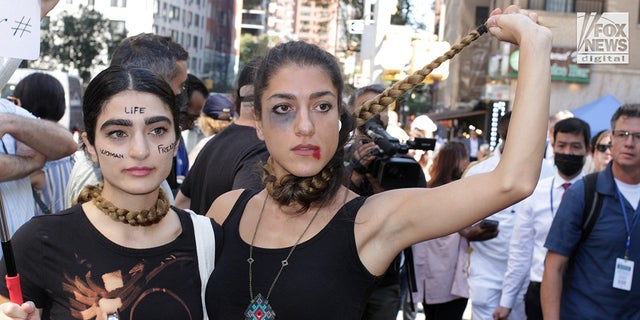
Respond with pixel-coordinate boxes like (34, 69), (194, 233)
(100, 116), (171, 130)
(266, 91), (336, 101)
(100, 119), (132, 130)
(145, 115), (172, 126)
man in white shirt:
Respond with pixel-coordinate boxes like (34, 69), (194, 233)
(463, 112), (528, 320)
(493, 117), (591, 320)
(1, 99), (77, 235)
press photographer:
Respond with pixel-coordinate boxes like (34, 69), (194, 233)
(346, 84), (433, 319)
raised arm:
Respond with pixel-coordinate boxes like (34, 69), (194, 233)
(0, 141), (46, 181)
(41, 0), (60, 19)
(357, 6), (552, 275)
(0, 114), (77, 160)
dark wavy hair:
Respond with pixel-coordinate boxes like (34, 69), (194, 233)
(233, 57), (262, 115)
(13, 72), (66, 122)
(254, 41), (355, 212)
(83, 66), (179, 145)
(428, 141), (468, 188)
(110, 33), (188, 85)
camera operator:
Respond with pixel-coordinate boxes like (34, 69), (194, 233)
(346, 84), (426, 320)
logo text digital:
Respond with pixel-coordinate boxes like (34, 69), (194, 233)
(577, 12), (629, 64)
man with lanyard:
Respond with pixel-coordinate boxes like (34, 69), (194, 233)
(493, 118), (590, 320)
(542, 104), (640, 319)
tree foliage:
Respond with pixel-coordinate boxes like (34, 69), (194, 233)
(37, 5), (126, 83)
(239, 33), (279, 69)
(391, 0), (426, 30)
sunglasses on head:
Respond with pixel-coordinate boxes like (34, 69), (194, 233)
(595, 143), (611, 152)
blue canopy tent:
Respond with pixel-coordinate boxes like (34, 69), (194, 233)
(571, 94), (622, 138)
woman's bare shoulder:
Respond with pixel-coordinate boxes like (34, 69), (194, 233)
(206, 189), (247, 223)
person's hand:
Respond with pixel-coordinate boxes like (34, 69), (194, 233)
(485, 5), (552, 46)
(493, 306), (511, 320)
(354, 142), (378, 169)
(459, 224), (499, 242)
(41, 0), (60, 19)
(0, 301), (40, 320)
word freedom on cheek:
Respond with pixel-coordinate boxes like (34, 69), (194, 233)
(100, 149), (124, 159)
(158, 142), (177, 154)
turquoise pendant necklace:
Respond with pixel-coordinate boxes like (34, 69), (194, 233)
(244, 196), (322, 320)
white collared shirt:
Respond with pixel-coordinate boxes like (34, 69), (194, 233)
(499, 170), (583, 308)
(0, 99), (37, 237)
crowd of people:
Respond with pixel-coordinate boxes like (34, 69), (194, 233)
(0, 2), (638, 320)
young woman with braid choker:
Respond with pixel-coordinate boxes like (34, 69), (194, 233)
(0, 66), (219, 320)
(205, 6), (552, 320)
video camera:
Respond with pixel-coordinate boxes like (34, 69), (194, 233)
(360, 118), (436, 190)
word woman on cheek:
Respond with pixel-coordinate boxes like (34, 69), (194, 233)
(100, 149), (124, 159)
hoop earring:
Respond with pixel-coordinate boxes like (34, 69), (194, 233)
(338, 120), (342, 132)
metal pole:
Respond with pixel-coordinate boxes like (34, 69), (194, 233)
(0, 190), (23, 304)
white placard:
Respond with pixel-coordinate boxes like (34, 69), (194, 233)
(0, 0), (41, 60)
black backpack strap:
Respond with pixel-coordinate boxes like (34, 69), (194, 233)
(32, 185), (52, 215)
(580, 172), (603, 242)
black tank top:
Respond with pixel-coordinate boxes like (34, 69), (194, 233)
(206, 189), (380, 319)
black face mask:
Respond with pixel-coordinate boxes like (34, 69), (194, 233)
(554, 153), (585, 177)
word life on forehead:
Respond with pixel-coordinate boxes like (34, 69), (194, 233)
(125, 106), (146, 114)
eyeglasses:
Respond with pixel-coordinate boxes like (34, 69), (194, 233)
(612, 130), (640, 143)
(595, 143), (611, 152)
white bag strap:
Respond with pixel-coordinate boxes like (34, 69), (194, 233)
(188, 209), (215, 320)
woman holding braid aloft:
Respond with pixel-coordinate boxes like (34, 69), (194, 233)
(205, 6), (552, 319)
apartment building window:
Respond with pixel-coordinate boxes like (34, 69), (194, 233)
(153, 0), (159, 14)
(528, 0), (604, 13)
(109, 20), (126, 34)
(110, 0), (126, 7)
(193, 35), (199, 49)
(195, 14), (200, 27)
(186, 11), (193, 26)
(218, 11), (228, 26)
(170, 6), (180, 20)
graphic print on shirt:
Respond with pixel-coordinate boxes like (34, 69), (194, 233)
(61, 253), (196, 320)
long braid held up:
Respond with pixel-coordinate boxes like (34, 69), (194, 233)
(354, 25), (488, 127)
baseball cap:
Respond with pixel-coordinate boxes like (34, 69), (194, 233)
(202, 93), (233, 121)
(411, 115), (437, 132)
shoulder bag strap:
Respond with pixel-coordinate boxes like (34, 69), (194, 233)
(188, 209), (215, 320)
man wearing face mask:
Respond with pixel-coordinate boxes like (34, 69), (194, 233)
(492, 117), (590, 320)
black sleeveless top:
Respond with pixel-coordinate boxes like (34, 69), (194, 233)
(205, 189), (380, 319)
